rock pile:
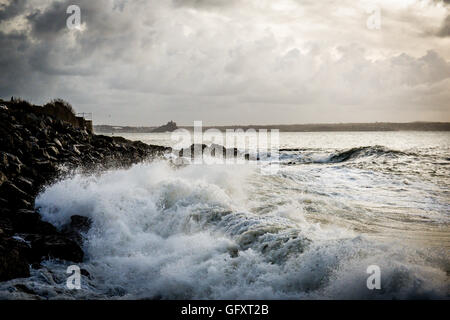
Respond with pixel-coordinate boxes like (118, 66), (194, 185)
(0, 100), (170, 281)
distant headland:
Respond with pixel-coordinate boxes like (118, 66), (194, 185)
(94, 121), (450, 133)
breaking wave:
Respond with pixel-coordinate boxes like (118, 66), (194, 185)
(279, 145), (412, 165)
(327, 146), (408, 163)
(1, 160), (445, 300)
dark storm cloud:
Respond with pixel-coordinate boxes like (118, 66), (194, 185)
(0, 30), (55, 99)
(0, 0), (449, 124)
(0, 0), (135, 95)
(0, 32), (29, 91)
(0, 0), (97, 99)
(433, 0), (450, 37)
(0, 0), (26, 21)
(0, 0), (36, 97)
(26, 1), (69, 39)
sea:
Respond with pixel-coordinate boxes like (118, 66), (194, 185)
(1, 131), (449, 299)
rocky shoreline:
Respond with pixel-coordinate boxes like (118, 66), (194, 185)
(0, 100), (170, 282)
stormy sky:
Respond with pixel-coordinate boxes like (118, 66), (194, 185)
(0, 0), (449, 125)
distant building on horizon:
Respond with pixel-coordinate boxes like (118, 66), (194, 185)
(152, 120), (178, 132)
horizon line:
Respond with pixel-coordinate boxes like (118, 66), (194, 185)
(94, 121), (450, 128)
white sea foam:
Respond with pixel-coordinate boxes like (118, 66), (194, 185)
(10, 160), (445, 299)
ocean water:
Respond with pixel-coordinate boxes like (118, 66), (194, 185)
(1, 131), (449, 299)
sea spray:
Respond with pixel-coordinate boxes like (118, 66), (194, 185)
(18, 160), (448, 299)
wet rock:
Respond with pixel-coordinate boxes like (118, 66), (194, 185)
(34, 160), (56, 174)
(0, 171), (7, 187)
(0, 99), (170, 282)
(179, 144), (208, 158)
(24, 234), (84, 263)
(69, 215), (92, 233)
(46, 146), (59, 157)
(1, 152), (22, 175)
(0, 152), (8, 167)
(0, 181), (30, 206)
(80, 268), (91, 279)
(14, 284), (36, 295)
(210, 144), (227, 157)
(62, 215), (92, 245)
(8, 209), (57, 235)
(23, 113), (39, 125)
(53, 138), (63, 149)
(228, 247), (239, 258)
(72, 145), (81, 155)
(0, 237), (30, 281)
(0, 216), (13, 236)
(16, 176), (34, 192)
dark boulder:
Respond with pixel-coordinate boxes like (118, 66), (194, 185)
(179, 144), (207, 158)
(0, 215), (13, 236)
(8, 209), (57, 235)
(15, 176), (34, 193)
(72, 145), (81, 155)
(62, 215), (92, 246)
(0, 181), (31, 207)
(24, 234), (84, 263)
(69, 215), (92, 233)
(0, 152), (23, 175)
(46, 145), (59, 157)
(0, 237), (30, 281)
